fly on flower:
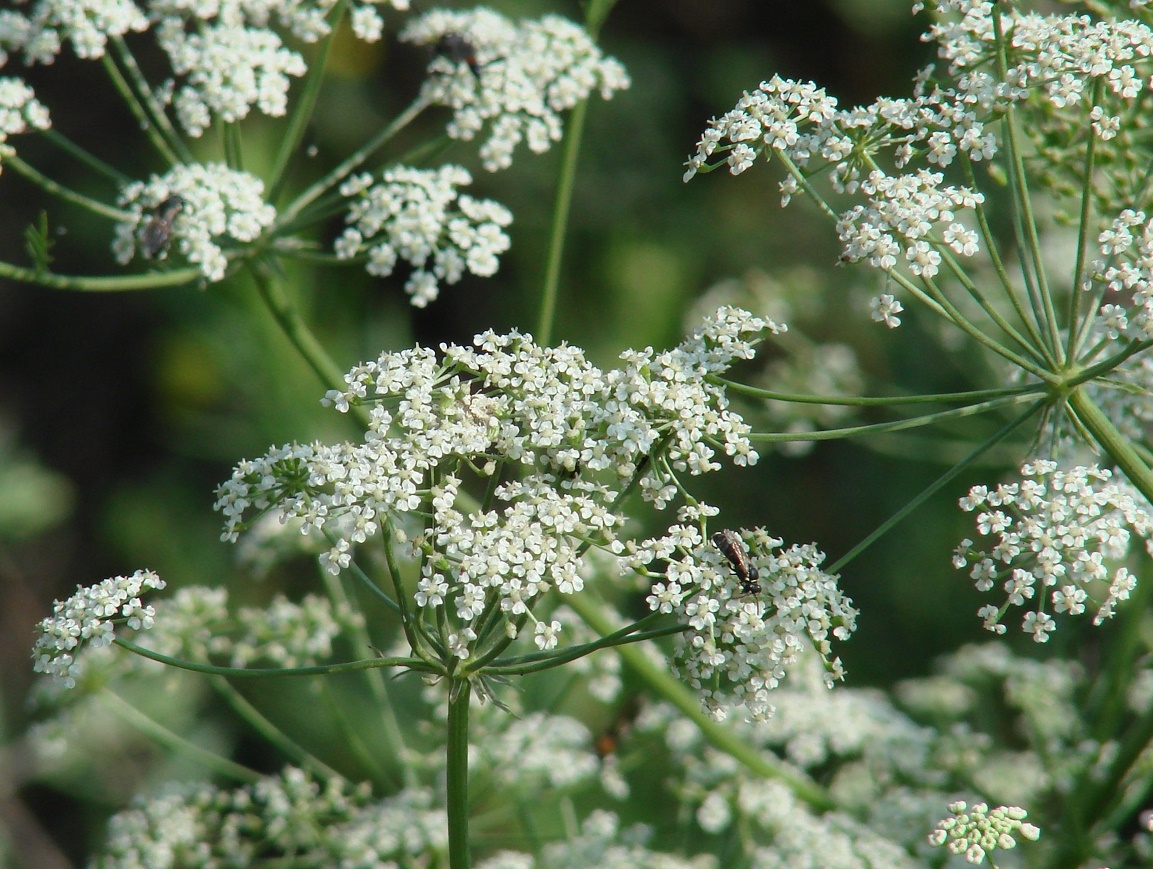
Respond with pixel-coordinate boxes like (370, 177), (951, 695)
(712, 529), (761, 595)
(139, 195), (185, 259)
(432, 33), (498, 79)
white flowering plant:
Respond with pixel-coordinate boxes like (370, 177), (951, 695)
(11, 0), (1153, 867)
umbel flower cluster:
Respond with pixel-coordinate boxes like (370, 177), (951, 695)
(208, 308), (855, 718)
(335, 165), (513, 307)
(682, 0), (1153, 322)
(955, 461), (1153, 641)
(928, 801), (1041, 865)
(31, 569), (165, 689)
(0, 0), (412, 136)
(0, 75), (49, 169)
(634, 523), (857, 721)
(400, 7), (631, 171)
(113, 162), (277, 281)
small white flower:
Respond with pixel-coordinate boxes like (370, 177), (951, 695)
(533, 619), (561, 650)
(869, 293), (904, 328)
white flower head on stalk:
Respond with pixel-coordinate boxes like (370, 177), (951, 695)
(0, 1), (410, 134)
(155, 17), (308, 136)
(215, 309), (789, 698)
(629, 524), (857, 722)
(928, 801), (1041, 865)
(92, 768), (447, 867)
(955, 461), (1153, 641)
(31, 569), (166, 689)
(400, 8), (630, 172)
(683, 72), (987, 283)
(0, 76), (50, 172)
(1087, 209), (1153, 341)
(114, 162), (276, 281)
(335, 165), (513, 308)
(0, 0), (148, 65)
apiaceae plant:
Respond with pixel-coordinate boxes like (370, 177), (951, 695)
(11, 0), (1153, 867)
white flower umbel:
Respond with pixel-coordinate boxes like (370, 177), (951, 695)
(31, 569), (166, 689)
(335, 165), (513, 308)
(629, 525), (857, 722)
(955, 461), (1153, 640)
(0, 1), (409, 131)
(1087, 209), (1153, 341)
(214, 309), (806, 713)
(0, 76), (50, 171)
(113, 163), (276, 281)
(0, 0), (148, 64)
(156, 18), (308, 136)
(400, 9), (630, 172)
(93, 767), (447, 868)
(928, 801), (1041, 865)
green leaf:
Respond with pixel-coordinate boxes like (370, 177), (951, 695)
(24, 211), (55, 274)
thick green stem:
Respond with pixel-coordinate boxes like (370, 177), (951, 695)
(1067, 389), (1153, 505)
(446, 678), (472, 869)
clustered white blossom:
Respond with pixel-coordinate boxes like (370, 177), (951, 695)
(0, 76), (50, 172)
(32, 569), (165, 689)
(400, 8), (630, 171)
(927, 800), (1041, 865)
(629, 523), (856, 722)
(213, 309), (817, 712)
(113, 162), (276, 281)
(335, 165), (513, 307)
(0, 0), (149, 63)
(954, 461), (1153, 642)
(0, 0), (409, 135)
(684, 2), (1153, 320)
(1086, 208), (1153, 341)
(30, 576), (364, 695)
(683, 72), (987, 289)
(92, 767), (447, 869)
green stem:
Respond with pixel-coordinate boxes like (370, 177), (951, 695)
(274, 96), (429, 230)
(567, 593), (832, 810)
(4, 152), (129, 220)
(487, 612), (682, 675)
(446, 678), (472, 869)
(533, 0), (618, 344)
(1066, 80), (1103, 362)
(114, 636), (431, 677)
(0, 259), (203, 291)
(40, 127), (131, 184)
(991, 8), (1062, 362)
(210, 676), (344, 780)
(535, 97), (587, 346)
(827, 398), (1046, 574)
(745, 392), (1039, 444)
(268, 0), (347, 201)
(716, 377), (1039, 407)
(105, 38), (192, 165)
(962, 157), (1049, 356)
(1067, 388), (1153, 505)
(98, 689), (261, 783)
(249, 263), (370, 428)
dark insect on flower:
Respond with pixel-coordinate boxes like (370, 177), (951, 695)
(139, 194), (185, 259)
(712, 529), (761, 595)
(432, 32), (499, 79)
